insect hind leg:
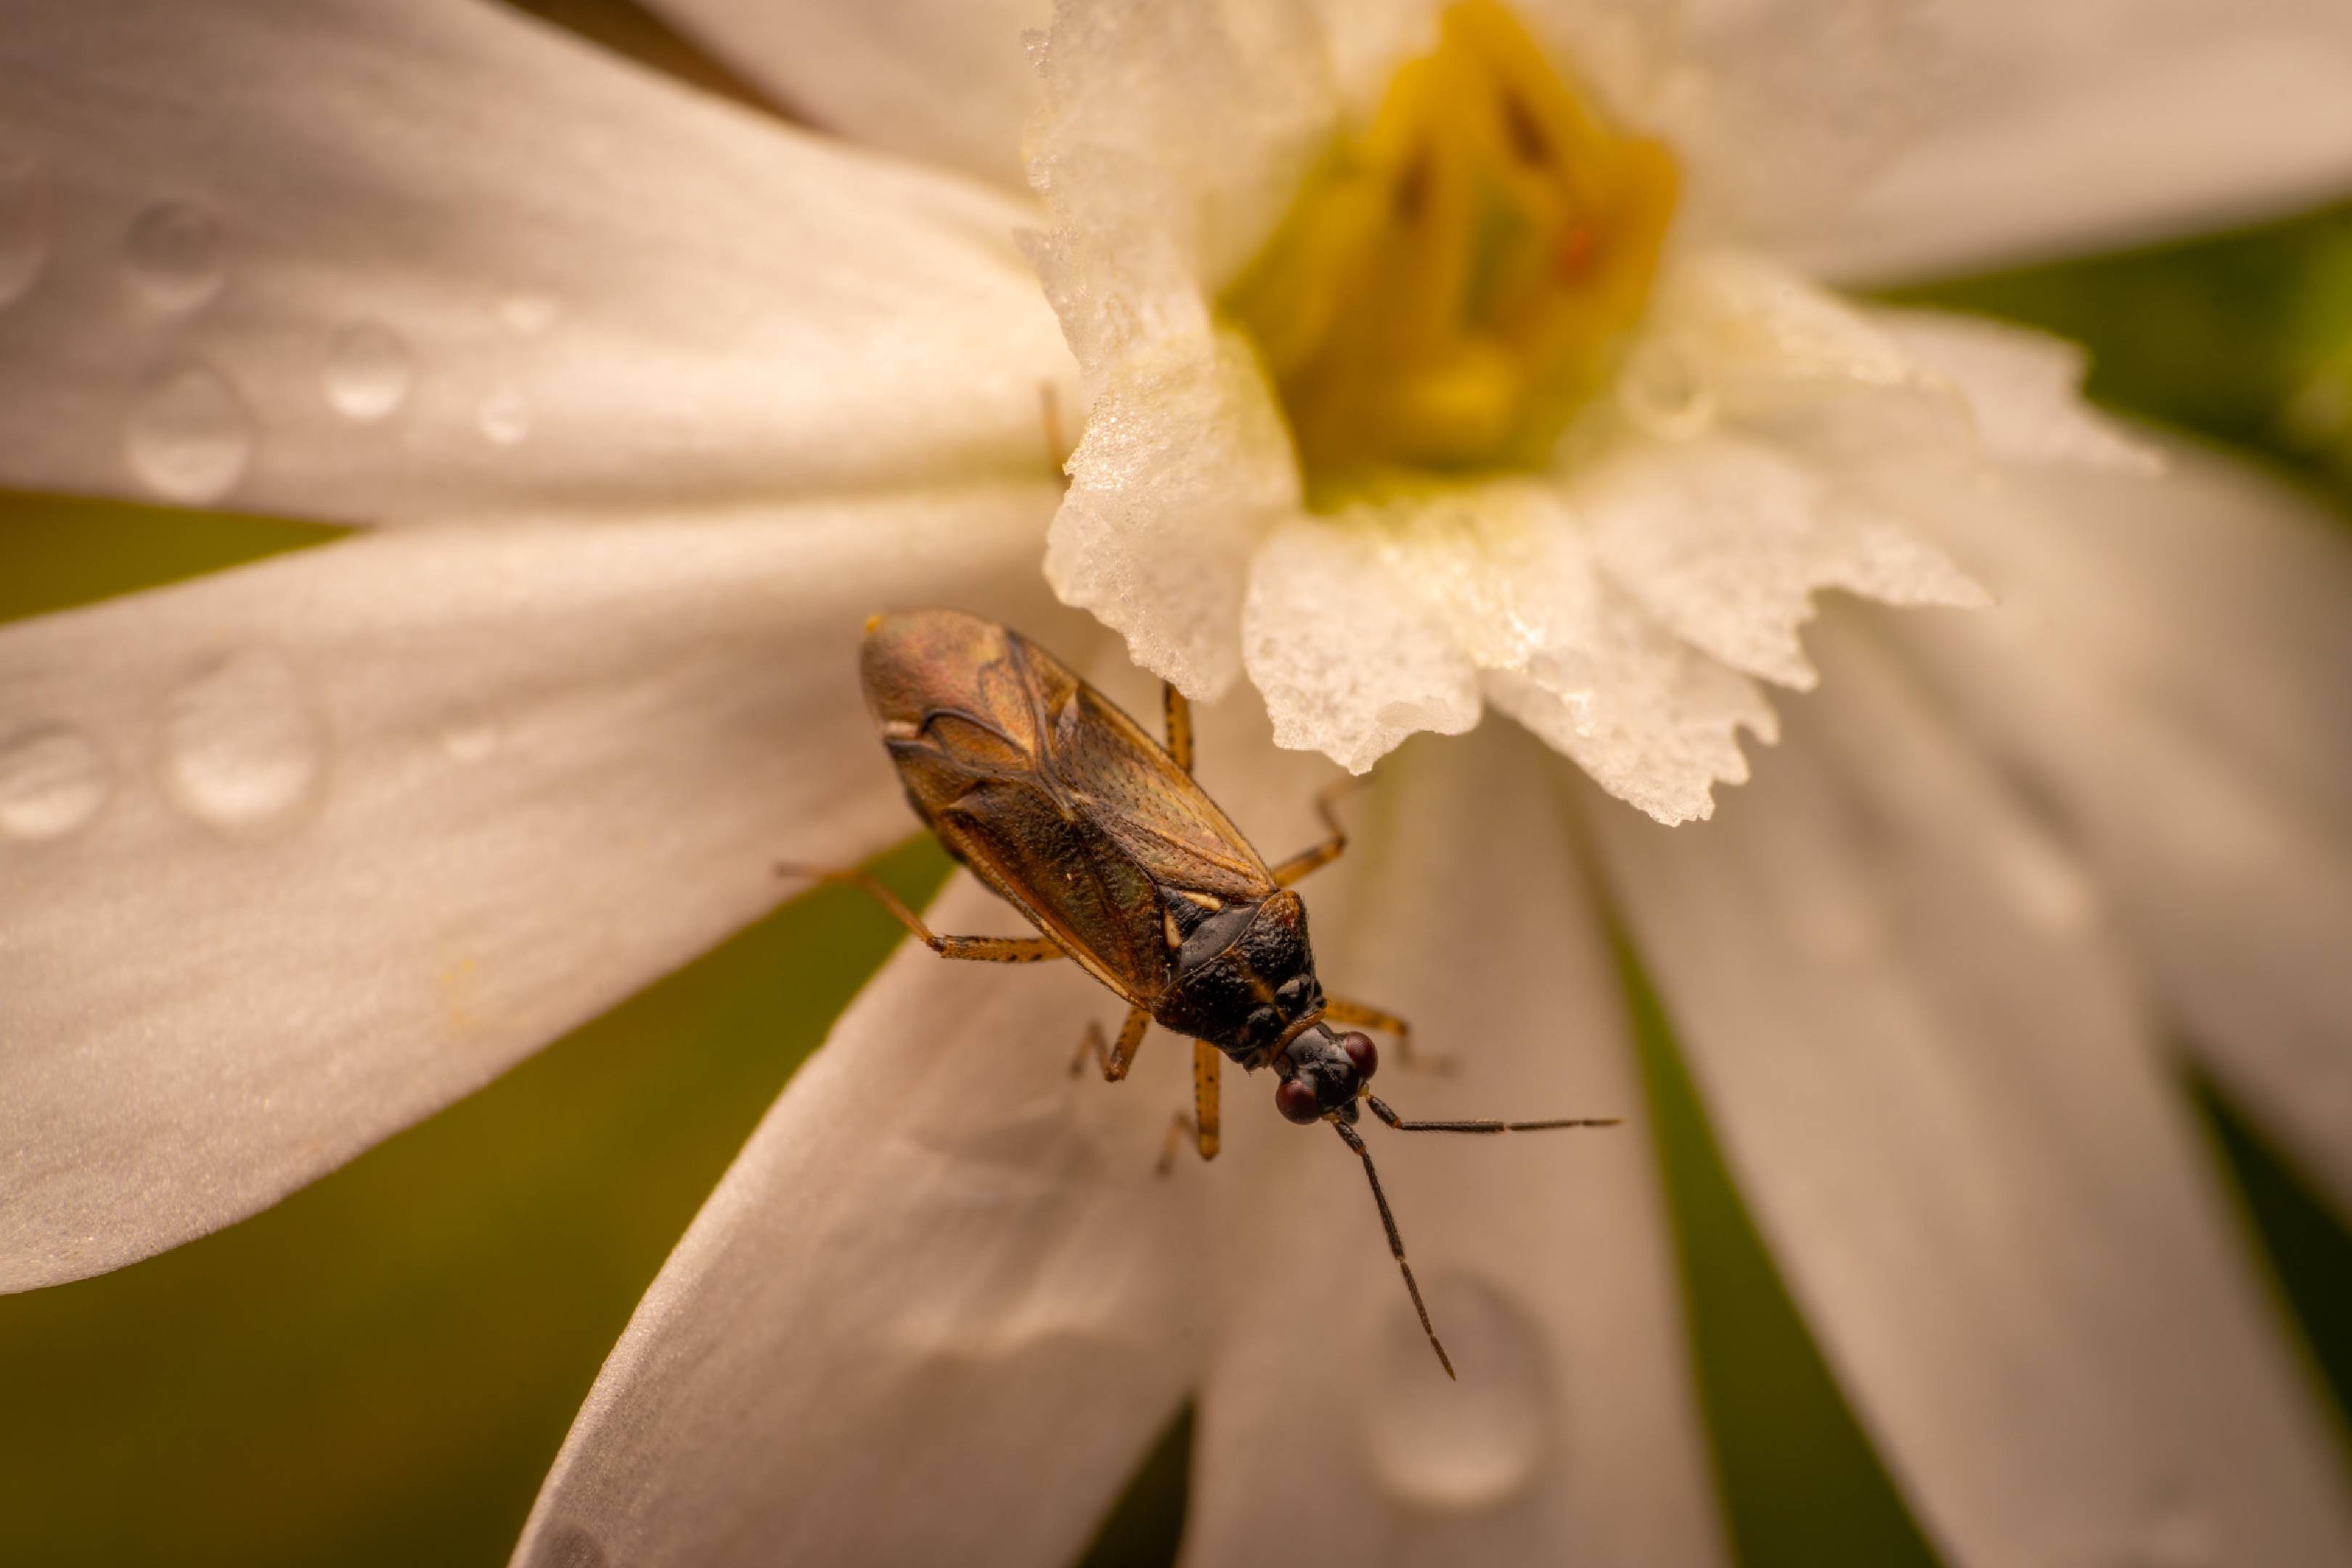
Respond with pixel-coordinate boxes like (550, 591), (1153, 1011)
(1071, 1005), (1153, 1082)
(775, 864), (1064, 962)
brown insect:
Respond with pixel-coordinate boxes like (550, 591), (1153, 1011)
(783, 608), (1616, 1377)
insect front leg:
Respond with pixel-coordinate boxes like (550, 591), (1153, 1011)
(1157, 1040), (1223, 1173)
(1071, 1004), (1153, 1082)
(775, 865), (1065, 962)
(1162, 683), (1193, 775)
(1270, 776), (1363, 887)
(1323, 996), (1451, 1073)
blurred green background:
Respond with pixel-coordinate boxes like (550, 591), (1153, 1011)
(5, 6), (2352, 1564)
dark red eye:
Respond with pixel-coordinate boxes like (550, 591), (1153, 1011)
(1275, 1077), (1323, 1124)
(1341, 1031), (1378, 1079)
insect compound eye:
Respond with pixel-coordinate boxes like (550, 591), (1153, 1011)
(1341, 1031), (1379, 1079)
(1275, 1077), (1324, 1124)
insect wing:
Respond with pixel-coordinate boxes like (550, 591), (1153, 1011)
(864, 611), (1164, 1005)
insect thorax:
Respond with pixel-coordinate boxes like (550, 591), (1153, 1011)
(1153, 889), (1325, 1066)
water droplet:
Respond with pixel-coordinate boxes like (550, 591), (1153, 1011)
(0, 150), (49, 308)
(526, 1524), (607, 1568)
(161, 648), (324, 833)
(323, 322), (413, 422)
(2134, 1488), (2213, 1568)
(125, 364), (255, 504)
(499, 292), (558, 336)
(123, 200), (224, 311)
(1617, 338), (1715, 441)
(0, 727), (113, 841)
(479, 388), (531, 446)
(1362, 1273), (1550, 1508)
(439, 717), (499, 763)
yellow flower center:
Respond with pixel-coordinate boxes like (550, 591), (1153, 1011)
(1220, 1), (1678, 509)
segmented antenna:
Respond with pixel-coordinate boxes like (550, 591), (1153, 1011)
(1334, 1119), (1454, 1379)
(1365, 1094), (1620, 1135)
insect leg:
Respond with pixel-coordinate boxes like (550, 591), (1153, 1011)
(1270, 776), (1363, 887)
(1162, 683), (1194, 775)
(775, 864), (1064, 962)
(1157, 1040), (1223, 1173)
(1070, 1004), (1153, 1082)
(1320, 997), (1450, 1073)
(1334, 1119), (1454, 1380)
(1365, 1093), (1620, 1135)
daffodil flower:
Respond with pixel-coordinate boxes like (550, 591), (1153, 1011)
(4, 1), (2352, 1565)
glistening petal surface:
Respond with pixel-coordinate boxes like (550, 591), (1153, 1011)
(0, 486), (1069, 1290)
(0, 0), (1074, 521)
(1891, 444), (2352, 1215)
(1184, 726), (1727, 1567)
(1586, 621), (2352, 1567)
(1639, 0), (2352, 281)
(511, 875), (1206, 1568)
(636, 0), (1048, 191)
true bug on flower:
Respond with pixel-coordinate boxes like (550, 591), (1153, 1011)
(781, 608), (1617, 1378)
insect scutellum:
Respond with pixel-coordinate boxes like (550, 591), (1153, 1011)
(785, 608), (1620, 1381)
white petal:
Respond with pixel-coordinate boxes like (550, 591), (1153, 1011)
(1890, 446), (2352, 1212)
(1874, 311), (2163, 473)
(513, 875), (1202, 1568)
(0, 485), (1069, 1290)
(513, 690), (1333, 1568)
(1585, 618), (2352, 1567)
(1185, 724), (1727, 1567)
(1241, 520), (1482, 773)
(636, 0), (1047, 189)
(1485, 579), (1779, 827)
(1042, 328), (1301, 699)
(1573, 433), (1987, 689)
(1652, 0), (2352, 281)
(0, 0), (1074, 522)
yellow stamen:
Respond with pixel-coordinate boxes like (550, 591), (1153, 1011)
(1220, 1), (1678, 509)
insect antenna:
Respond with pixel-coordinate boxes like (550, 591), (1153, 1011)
(1334, 1119), (1455, 1380)
(1365, 1094), (1619, 1135)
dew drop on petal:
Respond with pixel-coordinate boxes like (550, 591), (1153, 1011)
(161, 648), (325, 833)
(125, 364), (256, 504)
(479, 388), (531, 446)
(0, 149), (49, 308)
(1362, 1272), (1549, 1509)
(439, 716), (499, 763)
(525, 1524), (608, 1568)
(123, 200), (224, 311)
(0, 726), (113, 841)
(499, 291), (559, 336)
(1617, 338), (1715, 441)
(323, 322), (413, 422)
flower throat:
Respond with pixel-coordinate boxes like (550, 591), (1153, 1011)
(1220, 0), (1677, 510)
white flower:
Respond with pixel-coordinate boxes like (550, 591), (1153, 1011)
(1, 2), (2351, 1567)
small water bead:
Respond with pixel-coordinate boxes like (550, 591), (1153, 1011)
(323, 322), (413, 421)
(0, 150), (49, 308)
(0, 727), (113, 841)
(499, 292), (558, 335)
(1362, 1272), (1551, 1509)
(526, 1525), (608, 1568)
(161, 647), (325, 833)
(1616, 337), (1715, 441)
(479, 388), (531, 446)
(123, 200), (225, 311)
(438, 717), (499, 763)
(125, 364), (255, 504)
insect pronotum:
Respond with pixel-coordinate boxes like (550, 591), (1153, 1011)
(780, 608), (1617, 1379)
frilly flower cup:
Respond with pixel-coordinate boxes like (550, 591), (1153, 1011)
(3, 2), (2352, 1566)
